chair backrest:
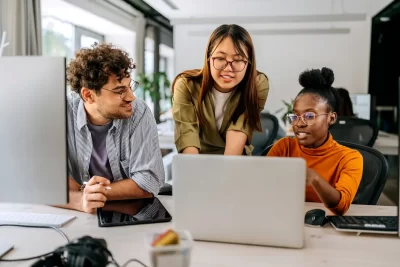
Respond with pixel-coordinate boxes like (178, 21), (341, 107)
(261, 143), (274, 156)
(338, 141), (388, 205)
(263, 140), (389, 205)
(252, 113), (279, 156)
(329, 117), (378, 147)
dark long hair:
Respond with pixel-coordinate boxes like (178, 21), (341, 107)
(171, 24), (262, 132)
(337, 88), (355, 116)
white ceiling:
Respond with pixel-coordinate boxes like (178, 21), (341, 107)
(143, 0), (392, 20)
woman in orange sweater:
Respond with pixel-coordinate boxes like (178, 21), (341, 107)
(267, 67), (363, 215)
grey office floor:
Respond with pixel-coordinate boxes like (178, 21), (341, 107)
(377, 156), (399, 206)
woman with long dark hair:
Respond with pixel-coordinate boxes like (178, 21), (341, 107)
(172, 24), (269, 155)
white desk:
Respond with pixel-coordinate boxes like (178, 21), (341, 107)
(1, 197), (399, 267)
(373, 131), (398, 156)
(157, 121), (175, 150)
(158, 131), (175, 150)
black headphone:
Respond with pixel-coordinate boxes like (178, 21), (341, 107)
(32, 236), (115, 267)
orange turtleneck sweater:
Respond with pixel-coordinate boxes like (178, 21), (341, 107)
(267, 134), (363, 215)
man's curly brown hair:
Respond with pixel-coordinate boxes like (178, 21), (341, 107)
(66, 42), (135, 96)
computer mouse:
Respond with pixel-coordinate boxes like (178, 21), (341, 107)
(304, 209), (327, 227)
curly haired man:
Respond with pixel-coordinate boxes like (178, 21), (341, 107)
(59, 43), (165, 213)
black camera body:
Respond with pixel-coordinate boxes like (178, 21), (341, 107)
(32, 236), (112, 267)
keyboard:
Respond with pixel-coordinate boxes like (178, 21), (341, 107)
(327, 216), (398, 233)
(0, 212), (76, 228)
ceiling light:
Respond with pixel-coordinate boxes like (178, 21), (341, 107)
(171, 13), (366, 25)
(188, 28), (350, 36)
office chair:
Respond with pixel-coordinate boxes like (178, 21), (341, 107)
(339, 141), (389, 205)
(263, 141), (389, 205)
(261, 143), (274, 156)
(329, 117), (379, 147)
(252, 113), (279, 156)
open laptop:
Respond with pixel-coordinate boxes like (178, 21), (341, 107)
(172, 154), (306, 248)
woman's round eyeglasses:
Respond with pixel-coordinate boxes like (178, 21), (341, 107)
(211, 57), (248, 72)
(287, 112), (329, 126)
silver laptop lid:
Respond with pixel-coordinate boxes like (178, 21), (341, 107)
(172, 154), (306, 248)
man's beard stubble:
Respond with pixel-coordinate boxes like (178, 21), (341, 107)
(97, 105), (132, 120)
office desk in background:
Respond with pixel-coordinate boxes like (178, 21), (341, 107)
(1, 197), (399, 267)
(374, 131), (399, 155)
(158, 131), (175, 150)
(157, 121), (175, 150)
(157, 121), (399, 155)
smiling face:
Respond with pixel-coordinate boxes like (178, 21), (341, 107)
(209, 37), (249, 92)
(82, 74), (136, 125)
(95, 75), (135, 120)
(291, 93), (337, 148)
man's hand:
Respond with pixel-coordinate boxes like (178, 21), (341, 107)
(81, 176), (110, 214)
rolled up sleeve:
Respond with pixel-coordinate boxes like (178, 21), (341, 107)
(172, 77), (201, 152)
(329, 151), (363, 215)
(129, 107), (165, 196)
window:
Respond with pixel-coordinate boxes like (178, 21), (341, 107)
(142, 37), (175, 118)
(42, 16), (74, 62)
(159, 56), (171, 114)
(75, 26), (104, 49)
(42, 16), (105, 59)
(42, 16), (105, 93)
(142, 38), (155, 109)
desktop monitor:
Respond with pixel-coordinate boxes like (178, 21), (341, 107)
(350, 93), (371, 120)
(0, 57), (68, 205)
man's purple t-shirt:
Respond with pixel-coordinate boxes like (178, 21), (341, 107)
(87, 121), (114, 181)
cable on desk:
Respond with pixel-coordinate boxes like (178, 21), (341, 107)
(0, 224), (69, 262)
(121, 258), (148, 267)
(0, 229), (149, 267)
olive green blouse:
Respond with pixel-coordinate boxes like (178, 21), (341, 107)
(172, 73), (269, 155)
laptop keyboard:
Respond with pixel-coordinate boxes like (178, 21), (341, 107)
(328, 216), (398, 232)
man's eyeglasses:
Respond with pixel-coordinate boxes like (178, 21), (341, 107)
(102, 80), (139, 99)
(287, 112), (329, 126)
(211, 57), (248, 72)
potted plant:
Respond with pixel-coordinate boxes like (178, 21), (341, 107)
(275, 99), (294, 124)
(275, 99), (294, 134)
(137, 72), (171, 124)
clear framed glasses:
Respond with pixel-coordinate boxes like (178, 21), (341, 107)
(287, 112), (329, 126)
(102, 80), (139, 99)
(211, 57), (248, 72)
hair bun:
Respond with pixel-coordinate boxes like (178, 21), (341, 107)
(298, 67), (334, 89)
